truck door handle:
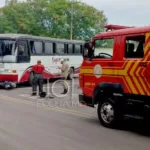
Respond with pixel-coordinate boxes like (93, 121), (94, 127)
(139, 62), (147, 67)
(108, 62), (114, 66)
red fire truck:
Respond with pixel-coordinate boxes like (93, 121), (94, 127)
(79, 24), (150, 128)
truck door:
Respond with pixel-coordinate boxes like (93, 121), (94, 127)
(123, 34), (149, 96)
(82, 38), (115, 97)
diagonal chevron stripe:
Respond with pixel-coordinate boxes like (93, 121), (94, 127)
(136, 67), (147, 94)
(123, 60), (139, 94)
(125, 76), (137, 94)
(122, 76), (132, 93)
(142, 77), (150, 95)
(130, 60), (145, 94)
(145, 33), (150, 43)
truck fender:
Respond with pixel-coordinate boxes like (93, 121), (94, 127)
(93, 82), (123, 104)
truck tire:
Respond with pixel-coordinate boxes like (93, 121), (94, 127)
(97, 96), (120, 128)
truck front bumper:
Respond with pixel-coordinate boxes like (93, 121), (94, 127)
(79, 94), (94, 107)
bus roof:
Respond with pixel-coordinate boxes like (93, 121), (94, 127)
(94, 25), (150, 39)
(0, 33), (84, 44)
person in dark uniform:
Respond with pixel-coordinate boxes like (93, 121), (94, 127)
(32, 60), (45, 96)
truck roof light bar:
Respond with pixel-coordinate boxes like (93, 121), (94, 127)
(104, 24), (133, 31)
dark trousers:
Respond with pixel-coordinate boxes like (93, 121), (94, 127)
(32, 74), (44, 94)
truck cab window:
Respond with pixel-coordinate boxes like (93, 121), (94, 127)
(94, 39), (114, 58)
(125, 36), (145, 58)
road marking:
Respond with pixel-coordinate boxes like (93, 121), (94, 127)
(20, 94), (38, 99)
(20, 93), (78, 99)
(22, 81), (79, 89)
(0, 94), (95, 119)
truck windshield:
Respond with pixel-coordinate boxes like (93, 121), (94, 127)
(0, 40), (15, 56)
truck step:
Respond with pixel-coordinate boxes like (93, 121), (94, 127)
(127, 99), (144, 104)
(124, 114), (144, 120)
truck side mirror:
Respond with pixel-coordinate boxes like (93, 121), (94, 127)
(83, 48), (89, 57)
(83, 42), (94, 59)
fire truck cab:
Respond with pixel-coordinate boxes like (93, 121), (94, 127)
(79, 24), (150, 127)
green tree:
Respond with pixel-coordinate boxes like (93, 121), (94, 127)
(0, 0), (107, 40)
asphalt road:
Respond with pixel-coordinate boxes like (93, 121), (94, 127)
(0, 78), (150, 150)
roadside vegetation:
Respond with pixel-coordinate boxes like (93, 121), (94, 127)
(0, 0), (107, 40)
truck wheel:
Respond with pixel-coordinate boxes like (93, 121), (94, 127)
(97, 97), (118, 128)
(68, 68), (74, 80)
(28, 72), (34, 86)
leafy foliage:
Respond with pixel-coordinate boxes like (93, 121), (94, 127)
(0, 0), (107, 40)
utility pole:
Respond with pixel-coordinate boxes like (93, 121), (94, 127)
(5, 0), (17, 6)
(70, 0), (73, 40)
(70, 0), (79, 40)
(5, 0), (9, 5)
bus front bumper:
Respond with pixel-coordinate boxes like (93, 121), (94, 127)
(0, 74), (18, 82)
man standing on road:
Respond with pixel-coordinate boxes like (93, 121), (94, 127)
(32, 60), (45, 96)
(58, 59), (69, 94)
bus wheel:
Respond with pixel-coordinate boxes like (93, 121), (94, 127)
(97, 97), (118, 128)
(28, 72), (34, 86)
(68, 68), (74, 80)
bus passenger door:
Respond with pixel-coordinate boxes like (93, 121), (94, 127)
(16, 40), (30, 63)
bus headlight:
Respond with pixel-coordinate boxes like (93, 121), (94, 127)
(12, 70), (17, 73)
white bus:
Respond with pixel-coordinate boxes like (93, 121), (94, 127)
(0, 34), (84, 85)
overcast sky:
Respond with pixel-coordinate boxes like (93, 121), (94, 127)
(0, 0), (149, 26)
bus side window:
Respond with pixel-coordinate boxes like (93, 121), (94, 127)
(73, 44), (75, 54)
(45, 42), (53, 55)
(30, 41), (36, 54)
(68, 44), (73, 54)
(56, 43), (65, 55)
(74, 44), (81, 55)
(80, 45), (83, 54)
(30, 41), (43, 55)
(53, 43), (56, 54)
(64, 44), (68, 54)
(34, 41), (43, 55)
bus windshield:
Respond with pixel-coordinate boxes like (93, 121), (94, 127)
(0, 40), (15, 56)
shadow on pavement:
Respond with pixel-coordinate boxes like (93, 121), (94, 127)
(83, 117), (150, 137)
(17, 78), (60, 88)
(116, 119), (150, 137)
